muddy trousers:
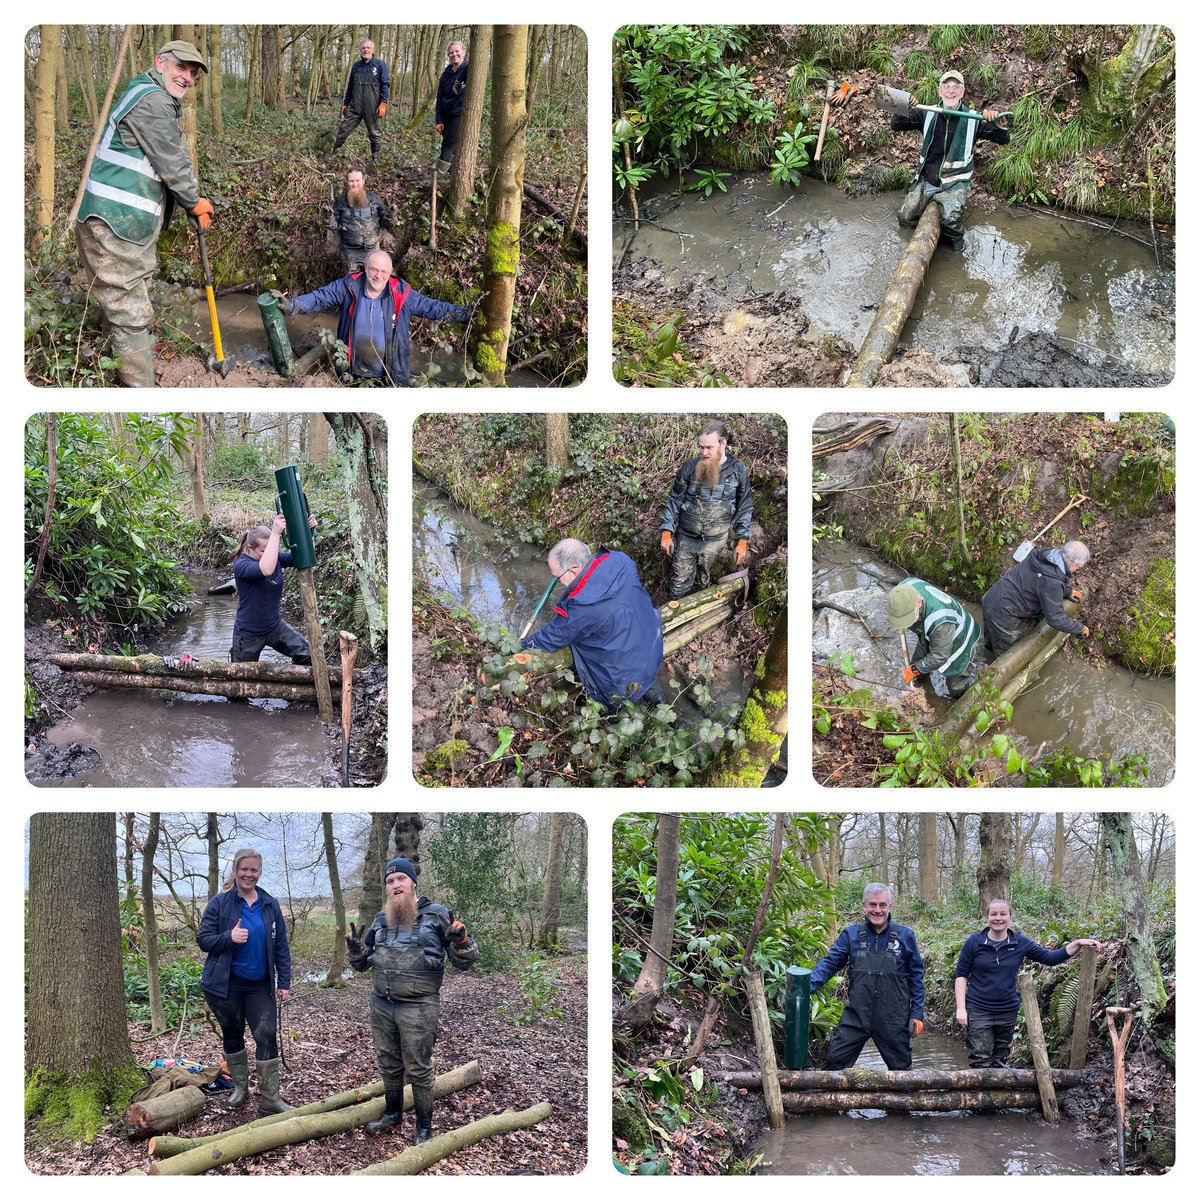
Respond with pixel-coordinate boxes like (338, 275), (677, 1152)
(965, 1009), (1017, 1068)
(332, 106), (382, 156)
(824, 948), (913, 1071)
(437, 115), (463, 170)
(75, 216), (160, 387)
(898, 179), (970, 248)
(204, 977), (278, 1059)
(982, 611), (1026, 659)
(341, 242), (379, 275)
(369, 992), (440, 1095)
(669, 531), (728, 599)
(231, 619), (312, 665)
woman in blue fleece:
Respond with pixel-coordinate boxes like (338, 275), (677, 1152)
(955, 899), (1100, 1067)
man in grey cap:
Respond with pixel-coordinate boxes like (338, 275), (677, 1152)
(75, 41), (214, 386)
(982, 541), (1091, 658)
(347, 857), (479, 1142)
(889, 68), (1011, 252)
(887, 576), (981, 697)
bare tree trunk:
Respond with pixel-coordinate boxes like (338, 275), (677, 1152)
(174, 25), (200, 171)
(322, 813), (347, 984)
(55, 33), (69, 131)
(244, 25), (260, 128)
(536, 812), (566, 949)
(545, 413), (569, 472)
(307, 413), (330, 465)
(205, 813), (220, 901)
(76, 27), (98, 123)
(877, 813), (889, 887)
(474, 25), (528, 384)
(141, 814), (167, 1035)
(359, 812), (395, 930)
(950, 413), (970, 561)
(1053, 813), (1066, 889)
(25, 413), (57, 600)
(393, 813), (424, 871)
(189, 412), (206, 518)
(919, 812), (938, 903)
(32, 26), (63, 251)
(124, 812), (138, 907)
(977, 812), (1012, 917)
(210, 24), (223, 135)
(446, 25), (491, 218)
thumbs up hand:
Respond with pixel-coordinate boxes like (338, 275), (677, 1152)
(231, 918), (249, 945)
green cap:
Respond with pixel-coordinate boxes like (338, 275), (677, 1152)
(158, 40), (208, 73)
(939, 70), (965, 85)
(886, 584), (920, 629)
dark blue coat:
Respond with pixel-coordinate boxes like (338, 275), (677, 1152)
(982, 546), (1084, 636)
(343, 56), (391, 109)
(956, 927), (1070, 1014)
(436, 61), (469, 124)
(810, 919), (926, 1021)
(198, 886), (292, 998)
(522, 548), (664, 708)
(290, 273), (471, 385)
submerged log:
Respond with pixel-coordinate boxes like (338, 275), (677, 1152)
(721, 1067), (1085, 1092)
(783, 1089), (1042, 1113)
(49, 653), (342, 685)
(148, 1063), (484, 1175)
(845, 202), (942, 388)
(126, 1086), (206, 1138)
(351, 1102), (552, 1175)
(149, 1061), (481, 1158)
(68, 671), (318, 702)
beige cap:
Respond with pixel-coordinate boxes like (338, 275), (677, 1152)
(158, 40), (208, 73)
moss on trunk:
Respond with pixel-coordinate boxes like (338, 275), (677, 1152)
(26, 1062), (146, 1143)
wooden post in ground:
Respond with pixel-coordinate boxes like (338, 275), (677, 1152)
(746, 970), (785, 1130)
(296, 569), (334, 722)
(845, 201), (941, 388)
(1069, 944), (1099, 1070)
(1017, 972), (1060, 1124)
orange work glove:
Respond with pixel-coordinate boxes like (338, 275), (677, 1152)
(377, 101), (387, 118)
(909, 1019), (924, 1037)
(448, 921), (469, 947)
(735, 538), (748, 566)
(1071, 589), (1083, 601)
(661, 531), (673, 556)
(435, 122), (444, 134)
(340, 105), (346, 118)
(1082, 626), (1090, 637)
(187, 197), (214, 230)
(902, 665), (920, 685)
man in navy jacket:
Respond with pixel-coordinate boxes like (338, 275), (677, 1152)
(331, 38), (391, 160)
(809, 883), (926, 1070)
(522, 538), (664, 708)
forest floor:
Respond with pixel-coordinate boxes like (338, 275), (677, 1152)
(26, 952), (587, 1176)
(410, 414), (787, 786)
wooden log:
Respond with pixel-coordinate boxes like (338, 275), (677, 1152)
(150, 1061), (481, 1158)
(148, 1063), (484, 1174)
(296, 568), (334, 722)
(746, 970), (785, 1130)
(720, 1067), (1086, 1092)
(126, 1086), (206, 1139)
(49, 653), (342, 685)
(845, 201), (942, 388)
(67, 671), (319, 702)
(1018, 972), (1060, 1124)
(662, 602), (735, 657)
(1070, 944), (1099, 1070)
(783, 1089), (1042, 1113)
(350, 1102), (552, 1175)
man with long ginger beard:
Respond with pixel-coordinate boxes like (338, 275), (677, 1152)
(347, 857), (478, 1141)
(659, 420), (754, 599)
(329, 169), (393, 275)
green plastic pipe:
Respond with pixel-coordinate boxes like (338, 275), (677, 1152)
(273, 465), (317, 569)
(784, 967), (812, 1069)
(258, 292), (296, 377)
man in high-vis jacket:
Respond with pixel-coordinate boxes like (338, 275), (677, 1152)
(347, 858), (479, 1142)
(890, 69), (1011, 252)
(75, 41), (214, 386)
(887, 576), (981, 697)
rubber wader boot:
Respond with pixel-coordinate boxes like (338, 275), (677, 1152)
(255, 1057), (294, 1114)
(224, 1049), (250, 1109)
(414, 1087), (434, 1143)
(111, 327), (157, 388)
(366, 1084), (407, 1134)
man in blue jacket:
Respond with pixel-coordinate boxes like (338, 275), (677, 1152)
(982, 541), (1091, 658)
(809, 883), (926, 1070)
(331, 38), (391, 160)
(522, 538), (665, 708)
(276, 250), (472, 385)
(434, 41), (469, 170)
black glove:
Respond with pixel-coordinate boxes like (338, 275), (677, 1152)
(346, 921), (365, 959)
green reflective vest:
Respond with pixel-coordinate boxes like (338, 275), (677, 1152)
(900, 576), (980, 677)
(76, 73), (172, 243)
(918, 108), (978, 188)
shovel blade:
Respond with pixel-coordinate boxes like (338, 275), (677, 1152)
(1012, 540), (1034, 562)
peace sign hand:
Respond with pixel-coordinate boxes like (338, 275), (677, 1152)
(346, 921), (365, 957)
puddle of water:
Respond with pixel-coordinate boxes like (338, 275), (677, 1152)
(618, 176), (1174, 377)
(756, 1031), (1106, 1175)
(33, 571), (329, 788)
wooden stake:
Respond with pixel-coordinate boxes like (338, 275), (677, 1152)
(746, 970), (785, 1130)
(68, 24), (132, 227)
(339, 630), (359, 787)
(297, 568), (334, 722)
(1069, 944), (1099, 1070)
(1106, 1006), (1133, 1174)
(1017, 972), (1059, 1124)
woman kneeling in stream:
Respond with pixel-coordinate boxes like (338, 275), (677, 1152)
(955, 900), (1100, 1066)
(230, 512), (317, 664)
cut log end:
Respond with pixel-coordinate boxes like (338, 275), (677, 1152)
(514, 653), (532, 665)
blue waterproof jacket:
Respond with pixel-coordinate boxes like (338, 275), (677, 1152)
(343, 56), (391, 109)
(522, 548), (664, 708)
(198, 886), (292, 999)
(810, 919), (926, 1021)
(436, 61), (469, 124)
(955, 927), (1070, 1014)
(289, 274), (471, 385)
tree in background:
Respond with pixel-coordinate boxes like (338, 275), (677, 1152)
(447, 25), (492, 219)
(322, 812), (348, 985)
(31, 26), (62, 252)
(536, 811), (567, 949)
(977, 812), (1012, 916)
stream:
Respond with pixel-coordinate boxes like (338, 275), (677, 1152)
(813, 541), (1175, 785)
(755, 1029), (1106, 1175)
(616, 175), (1174, 383)
(29, 571), (330, 788)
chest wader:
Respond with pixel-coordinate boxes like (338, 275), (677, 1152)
(669, 480), (738, 599)
(823, 926), (913, 1071)
(365, 922), (442, 1139)
(331, 65), (384, 158)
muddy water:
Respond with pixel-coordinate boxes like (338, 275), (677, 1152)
(617, 176), (1174, 377)
(813, 541), (1175, 784)
(33, 572), (329, 788)
(757, 1029), (1104, 1175)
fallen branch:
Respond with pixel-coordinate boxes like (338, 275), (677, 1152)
(783, 1089), (1043, 1113)
(50, 653), (341, 685)
(721, 1067), (1085, 1091)
(67, 671), (319, 702)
